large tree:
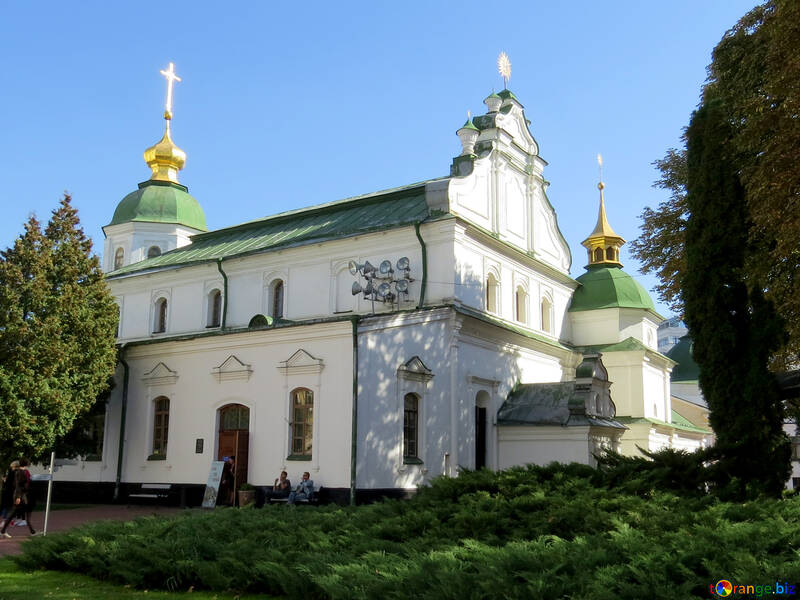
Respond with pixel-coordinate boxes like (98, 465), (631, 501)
(683, 99), (789, 498)
(631, 0), (800, 369)
(0, 196), (118, 466)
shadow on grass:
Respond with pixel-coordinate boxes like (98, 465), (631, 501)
(0, 557), (275, 600)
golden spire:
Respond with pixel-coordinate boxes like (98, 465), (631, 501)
(143, 62), (186, 183)
(582, 154), (625, 267)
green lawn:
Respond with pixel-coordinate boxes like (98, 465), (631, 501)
(0, 557), (272, 600)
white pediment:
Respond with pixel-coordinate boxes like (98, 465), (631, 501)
(213, 355), (253, 382)
(278, 349), (324, 375)
(142, 362), (179, 385)
(397, 356), (434, 382)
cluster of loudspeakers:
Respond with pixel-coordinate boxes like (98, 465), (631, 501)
(349, 258), (412, 306)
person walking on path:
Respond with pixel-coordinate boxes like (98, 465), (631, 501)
(0, 461), (19, 529)
(1, 458), (36, 537)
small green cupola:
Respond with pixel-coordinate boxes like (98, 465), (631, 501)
(570, 166), (654, 313)
(108, 63), (206, 233)
(103, 63), (207, 273)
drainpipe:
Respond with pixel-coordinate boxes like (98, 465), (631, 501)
(216, 258), (229, 330)
(113, 344), (130, 502)
(350, 315), (359, 506)
(414, 222), (428, 309)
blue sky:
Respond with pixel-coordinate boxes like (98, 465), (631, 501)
(0, 1), (758, 317)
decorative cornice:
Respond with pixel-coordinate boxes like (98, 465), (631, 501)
(397, 356), (434, 383)
(142, 362), (179, 385)
(278, 349), (324, 375)
(213, 355), (253, 382)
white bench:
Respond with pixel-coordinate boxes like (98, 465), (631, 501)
(268, 486), (321, 505)
(128, 483), (172, 501)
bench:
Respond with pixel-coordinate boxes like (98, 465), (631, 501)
(268, 486), (322, 505)
(128, 483), (172, 502)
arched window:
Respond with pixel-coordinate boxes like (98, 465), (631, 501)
(207, 289), (222, 328)
(403, 393), (419, 460)
(220, 404), (249, 431)
(270, 280), (284, 319)
(152, 396), (170, 456)
(114, 247), (124, 270)
(147, 246), (162, 259)
(515, 286), (528, 323)
(594, 247), (604, 263)
(154, 298), (168, 333)
(290, 388), (313, 457)
(605, 247), (615, 261)
(541, 297), (553, 334)
(486, 273), (499, 314)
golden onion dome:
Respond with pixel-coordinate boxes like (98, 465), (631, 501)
(143, 116), (186, 184)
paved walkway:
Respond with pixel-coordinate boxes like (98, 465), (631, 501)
(0, 504), (185, 557)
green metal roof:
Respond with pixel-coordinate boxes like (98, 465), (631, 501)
(454, 304), (573, 352)
(616, 414), (710, 435)
(569, 265), (655, 312)
(498, 382), (625, 429)
(665, 335), (699, 382)
(109, 180), (438, 276)
(109, 180), (207, 231)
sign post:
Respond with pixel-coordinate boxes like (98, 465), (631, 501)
(31, 452), (55, 536)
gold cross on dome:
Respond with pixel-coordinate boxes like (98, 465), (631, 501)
(159, 62), (182, 119)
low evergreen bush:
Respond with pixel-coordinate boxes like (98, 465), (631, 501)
(16, 464), (800, 598)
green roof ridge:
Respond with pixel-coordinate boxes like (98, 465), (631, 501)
(616, 415), (710, 434)
(109, 182), (436, 276)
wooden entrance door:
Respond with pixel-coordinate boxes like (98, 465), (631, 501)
(217, 404), (250, 502)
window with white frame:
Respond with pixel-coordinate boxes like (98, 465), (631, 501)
(147, 246), (162, 259)
(396, 356), (433, 466)
(152, 396), (169, 457)
(290, 388), (313, 457)
(403, 393), (419, 461)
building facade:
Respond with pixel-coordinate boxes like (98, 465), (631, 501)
(49, 81), (710, 504)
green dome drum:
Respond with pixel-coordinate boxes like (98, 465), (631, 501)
(109, 180), (207, 231)
(569, 265), (654, 312)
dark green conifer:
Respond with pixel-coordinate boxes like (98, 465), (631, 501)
(0, 196), (118, 464)
(683, 100), (790, 498)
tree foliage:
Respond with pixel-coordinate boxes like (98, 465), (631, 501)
(683, 98), (789, 498)
(632, 0), (800, 368)
(628, 147), (688, 315)
(0, 196), (118, 465)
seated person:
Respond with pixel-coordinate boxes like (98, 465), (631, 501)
(255, 471), (291, 508)
(287, 472), (314, 505)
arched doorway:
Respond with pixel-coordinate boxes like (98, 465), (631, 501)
(217, 404), (250, 502)
(475, 391), (490, 469)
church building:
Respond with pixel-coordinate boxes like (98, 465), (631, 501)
(53, 63), (711, 504)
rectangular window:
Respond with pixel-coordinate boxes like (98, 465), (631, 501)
(152, 397), (170, 456)
(291, 388), (313, 456)
(403, 394), (418, 459)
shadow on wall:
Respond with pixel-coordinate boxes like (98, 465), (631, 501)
(356, 267), (526, 490)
